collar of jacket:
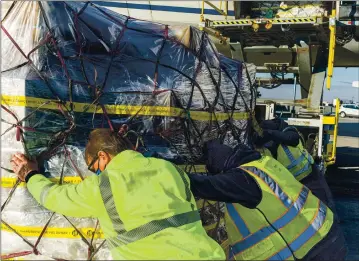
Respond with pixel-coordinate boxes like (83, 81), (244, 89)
(106, 150), (144, 170)
(224, 148), (261, 171)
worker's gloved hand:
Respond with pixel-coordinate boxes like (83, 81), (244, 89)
(253, 129), (272, 147)
(260, 118), (288, 131)
(203, 139), (233, 174)
(10, 153), (39, 182)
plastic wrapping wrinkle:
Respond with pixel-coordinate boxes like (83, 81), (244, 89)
(1, 1), (256, 260)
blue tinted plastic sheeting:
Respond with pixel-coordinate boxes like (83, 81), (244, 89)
(1, 1), (256, 164)
(0, 2), (257, 258)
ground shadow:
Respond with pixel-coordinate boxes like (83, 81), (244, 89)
(334, 195), (359, 260)
(326, 146), (359, 260)
(327, 146), (359, 193)
(338, 122), (359, 137)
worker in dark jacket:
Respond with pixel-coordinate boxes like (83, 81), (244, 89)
(188, 139), (347, 260)
(254, 119), (337, 214)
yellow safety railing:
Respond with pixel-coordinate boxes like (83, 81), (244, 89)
(325, 98), (340, 166)
(199, 1), (228, 43)
(331, 98), (340, 163)
(200, 0), (228, 22)
(326, 9), (336, 90)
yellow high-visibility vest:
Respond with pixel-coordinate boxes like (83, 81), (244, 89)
(277, 140), (314, 181)
(256, 147), (273, 157)
(225, 155), (333, 260)
(29, 150), (225, 260)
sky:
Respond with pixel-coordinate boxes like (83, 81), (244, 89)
(260, 67), (359, 103)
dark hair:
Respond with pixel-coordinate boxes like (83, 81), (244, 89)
(85, 129), (133, 163)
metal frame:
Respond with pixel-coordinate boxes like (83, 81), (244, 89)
(324, 98), (340, 165)
(248, 44), (327, 111)
(200, 0), (228, 22)
(209, 17), (319, 28)
(271, 116), (323, 157)
(297, 44), (312, 99)
(201, 2), (338, 92)
(201, 2), (340, 165)
(337, 20), (359, 25)
(326, 10), (336, 90)
(258, 99), (340, 164)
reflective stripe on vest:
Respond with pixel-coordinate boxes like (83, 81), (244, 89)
(229, 186), (329, 258)
(98, 169), (200, 249)
(281, 145), (314, 179)
(107, 210), (200, 248)
(270, 201), (328, 260)
(172, 163), (196, 211)
(226, 162), (332, 260)
(226, 203), (251, 238)
(245, 165), (293, 208)
(99, 173), (125, 233)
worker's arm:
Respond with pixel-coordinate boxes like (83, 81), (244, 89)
(192, 138), (262, 208)
(188, 169), (262, 209)
(265, 129), (300, 147)
(26, 173), (102, 218)
(10, 153), (103, 218)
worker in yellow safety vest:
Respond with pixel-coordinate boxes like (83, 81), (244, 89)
(188, 139), (347, 260)
(254, 119), (338, 214)
(10, 128), (225, 260)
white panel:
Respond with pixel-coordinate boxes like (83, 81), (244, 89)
(127, 1), (153, 21)
(128, 9), (153, 21)
(204, 14), (235, 21)
(150, 1), (200, 8)
(151, 10), (200, 24)
(103, 1), (236, 25)
(106, 6), (130, 16)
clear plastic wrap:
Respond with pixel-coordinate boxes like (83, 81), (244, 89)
(250, 1), (326, 18)
(277, 2), (326, 18)
(1, 1), (257, 260)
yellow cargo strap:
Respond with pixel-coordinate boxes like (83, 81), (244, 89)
(1, 95), (250, 121)
(1, 222), (104, 239)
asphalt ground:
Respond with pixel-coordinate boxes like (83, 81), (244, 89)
(326, 118), (359, 260)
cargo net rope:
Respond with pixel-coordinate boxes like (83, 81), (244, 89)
(1, 1), (256, 260)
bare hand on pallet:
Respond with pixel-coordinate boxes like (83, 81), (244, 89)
(10, 153), (38, 182)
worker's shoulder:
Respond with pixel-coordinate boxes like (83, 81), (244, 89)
(147, 156), (175, 167)
(82, 174), (101, 184)
(144, 157), (185, 175)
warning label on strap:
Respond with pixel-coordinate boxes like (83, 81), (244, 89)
(1, 223), (104, 239)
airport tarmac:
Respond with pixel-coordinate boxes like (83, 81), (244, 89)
(326, 117), (359, 260)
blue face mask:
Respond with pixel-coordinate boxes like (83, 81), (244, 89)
(89, 157), (106, 175)
(95, 158), (102, 175)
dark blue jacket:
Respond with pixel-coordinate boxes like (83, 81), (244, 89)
(188, 138), (347, 261)
(256, 120), (338, 214)
(189, 139), (262, 208)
